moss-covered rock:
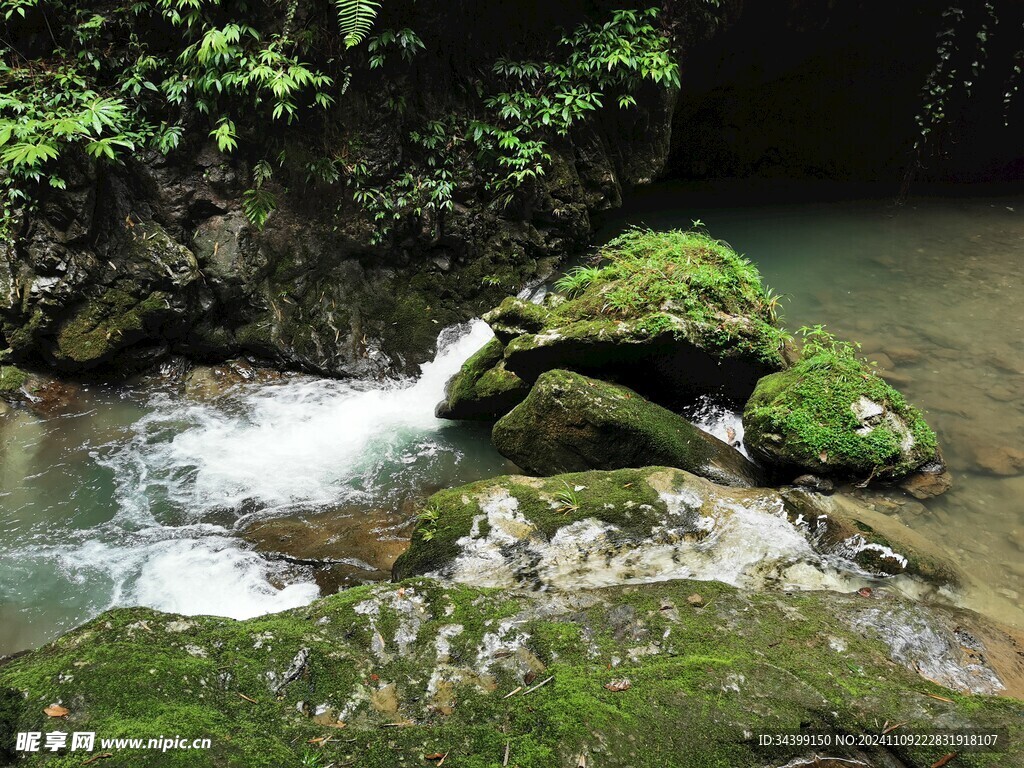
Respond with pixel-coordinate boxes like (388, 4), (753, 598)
(492, 369), (765, 486)
(0, 364), (28, 396)
(392, 467), (958, 592)
(743, 350), (941, 482)
(434, 337), (530, 420)
(495, 229), (788, 403)
(0, 579), (1020, 768)
(481, 296), (551, 343)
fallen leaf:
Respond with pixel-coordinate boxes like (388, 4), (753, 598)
(82, 754), (113, 765)
(686, 594), (704, 607)
(604, 679), (632, 692)
(926, 693), (954, 703)
(931, 753), (958, 768)
(237, 693), (258, 704)
(44, 704), (69, 717)
(424, 753), (445, 760)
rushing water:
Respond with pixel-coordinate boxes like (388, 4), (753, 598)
(0, 321), (514, 654)
(2, 184), (1022, 655)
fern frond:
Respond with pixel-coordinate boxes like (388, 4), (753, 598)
(335, 0), (381, 48)
(242, 187), (276, 230)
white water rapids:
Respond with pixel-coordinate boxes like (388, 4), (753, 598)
(0, 321), (497, 650)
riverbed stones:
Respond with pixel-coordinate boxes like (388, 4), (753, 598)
(743, 350), (942, 483)
(1, 578), (1020, 768)
(433, 337), (529, 420)
(392, 467), (958, 591)
(492, 369), (764, 486)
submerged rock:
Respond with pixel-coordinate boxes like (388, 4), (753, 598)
(183, 359), (287, 401)
(743, 350), (942, 483)
(0, 365), (84, 414)
(492, 369), (764, 486)
(393, 467), (958, 592)
(1, 578), (1020, 767)
(433, 337), (529, 420)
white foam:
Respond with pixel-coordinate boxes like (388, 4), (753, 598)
(686, 396), (749, 458)
(105, 320), (495, 518)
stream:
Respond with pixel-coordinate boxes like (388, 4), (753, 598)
(2, 184), (1022, 655)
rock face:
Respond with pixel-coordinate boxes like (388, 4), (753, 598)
(743, 350), (942, 482)
(439, 229), (788, 420)
(1, 578), (1021, 768)
(433, 337), (529, 420)
(392, 467), (957, 591)
(492, 369), (764, 486)
(1, 75), (678, 379)
(0, 187), (205, 372)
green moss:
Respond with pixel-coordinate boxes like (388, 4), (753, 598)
(393, 467), (666, 580)
(547, 228), (787, 366)
(436, 338), (529, 420)
(482, 296), (550, 342)
(743, 350), (939, 479)
(54, 289), (169, 364)
(0, 364), (28, 393)
(491, 369), (763, 485)
(1, 579), (1020, 767)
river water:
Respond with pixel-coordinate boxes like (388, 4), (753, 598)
(1, 185), (1021, 654)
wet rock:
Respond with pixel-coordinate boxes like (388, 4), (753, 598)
(743, 351), (941, 483)
(900, 461), (954, 498)
(780, 488), (958, 583)
(885, 346), (921, 365)
(866, 351), (895, 370)
(492, 369), (765, 486)
(1, 216), (205, 373)
(792, 474), (834, 494)
(183, 359), (286, 401)
(481, 297), (550, 344)
(0, 366), (84, 415)
(393, 467), (959, 591)
(1, 579), (1021, 767)
(242, 508), (407, 592)
(434, 337), (529, 421)
(877, 368), (914, 388)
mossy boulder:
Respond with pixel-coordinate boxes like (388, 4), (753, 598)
(392, 467), (958, 592)
(434, 337), (530, 420)
(743, 351), (941, 482)
(495, 229), (788, 403)
(492, 369), (765, 486)
(0, 364), (28, 396)
(1, 578), (1021, 768)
